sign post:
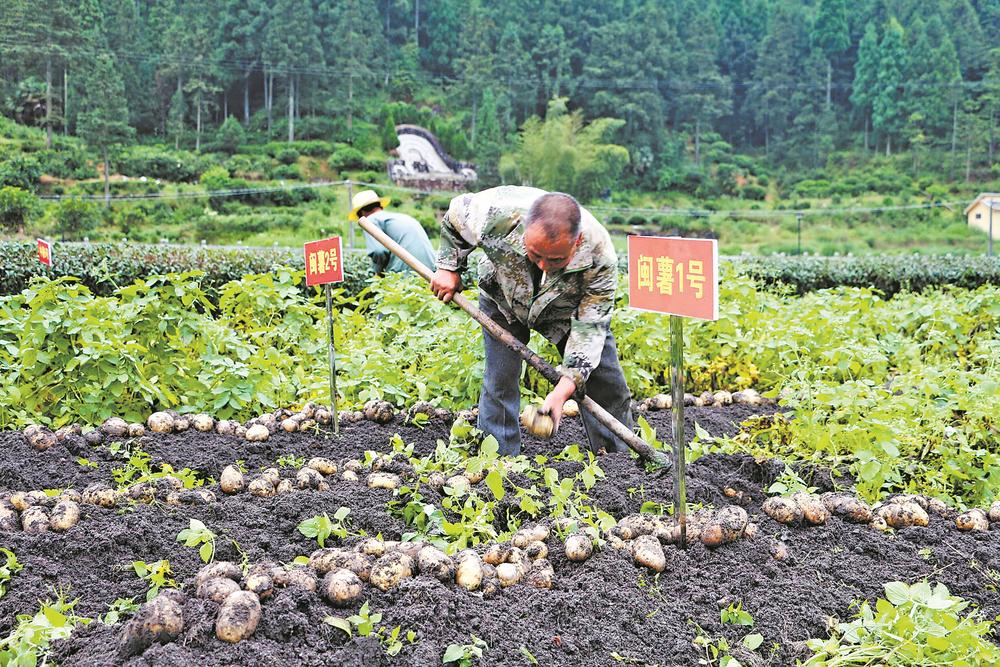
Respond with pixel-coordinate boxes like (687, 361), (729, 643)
(37, 238), (53, 267)
(304, 236), (345, 435)
(628, 236), (719, 548)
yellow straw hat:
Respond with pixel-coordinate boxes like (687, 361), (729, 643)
(348, 189), (391, 221)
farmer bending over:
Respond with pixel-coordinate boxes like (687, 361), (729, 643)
(350, 189), (437, 275)
(430, 186), (633, 456)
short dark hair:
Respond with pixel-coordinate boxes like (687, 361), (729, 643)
(525, 192), (581, 241)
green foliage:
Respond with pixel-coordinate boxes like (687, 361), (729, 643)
(216, 117), (246, 154)
(115, 146), (214, 182)
(0, 594), (90, 666)
(0, 186), (39, 233)
(176, 519), (217, 563)
(0, 155), (42, 191)
(442, 635), (488, 666)
(53, 198), (102, 239)
(0, 241), (373, 298)
(297, 507), (353, 548)
(132, 560), (178, 601)
(802, 581), (1000, 666)
(505, 98), (629, 201)
(323, 602), (417, 656)
(98, 598), (140, 626)
(0, 548), (24, 600)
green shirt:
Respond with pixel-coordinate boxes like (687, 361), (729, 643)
(363, 210), (438, 274)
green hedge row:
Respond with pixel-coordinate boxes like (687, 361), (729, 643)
(0, 242), (374, 298)
(728, 253), (1000, 296)
(3, 241), (997, 300)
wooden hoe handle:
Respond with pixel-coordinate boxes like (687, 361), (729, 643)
(357, 216), (668, 465)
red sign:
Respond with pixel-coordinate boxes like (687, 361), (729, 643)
(303, 236), (344, 286)
(37, 239), (53, 267)
(627, 236), (718, 320)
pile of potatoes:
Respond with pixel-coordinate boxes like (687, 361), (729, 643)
(217, 457), (369, 497)
(1, 490), (81, 533)
(637, 388), (766, 412)
(605, 507), (753, 572)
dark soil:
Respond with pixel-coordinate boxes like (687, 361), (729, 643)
(2, 405), (999, 667)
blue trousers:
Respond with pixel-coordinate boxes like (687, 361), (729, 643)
(477, 294), (634, 456)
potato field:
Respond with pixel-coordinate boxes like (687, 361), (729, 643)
(1, 266), (1000, 666)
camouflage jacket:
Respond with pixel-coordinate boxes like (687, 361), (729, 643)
(436, 186), (619, 386)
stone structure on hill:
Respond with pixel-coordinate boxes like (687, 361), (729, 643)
(388, 124), (477, 190)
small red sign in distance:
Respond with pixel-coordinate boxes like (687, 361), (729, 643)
(303, 236), (344, 286)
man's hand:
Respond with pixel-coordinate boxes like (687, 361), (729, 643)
(542, 376), (578, 431)
(430, 269), (462, 303)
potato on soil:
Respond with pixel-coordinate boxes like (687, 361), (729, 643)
(341, 470), (359, 482)
(49, 499), (80, 532)
(219, 466), (245, 495)
(417, 546), (454, 582)
(700, 506), (749, 548)
(195, 561), (242, 587)
(927, 498), (952, 518)
(496, 562), (522, 587)
(83, 429), (105, 445)
(283, 567), (318, 592)
(367, 472), (401, 490)
(315, 408), (332, 425)
(525, 559), (554, 589)
(197, 577), (241, 604)
(480, 563), (500, 597)
(101, 417), (129, 437)
(632, 535), (666, 572)
(733, 388), (763, 405)
(762, 496), (803, 525)
(83, 482), (117, 507)
(713, 391), (733, 406)
(307, 457), (337, 475)
(24, 426), (57, 451)
(296, 419), (316, 432)
(370, 552), (414, 591)
(260, 468), (281, 485)
(483, 543), (511, 566)
(191, 414), (215, 432)
(323, 568), (364, 607)
(147, 412), (174, 433)
(821, 493), (873, 523)
(525, 541), (548, 561)
(454, 551), (484, 591)
(989, 501), (1000, 523)
(356, 538), (386, 557)
(27, 490), (54, 507)
(274, 479), (293, 495)
(215, 590), (261, 643)
(244, 424), (269, 442)
(172, 417), (190, 432)
(127, 423), (146, 437)
(792, 492), (829, 526)
(244, 570), (274, 599)
(876, 501), (929, 529)
(9, 492), (32, 511)
(363, 400), (395, 424)
(770, 541), (789, 561)
(0, 501), (19, 532)
(248, 478), (275, 498)
(296, 467), (324, 490)
(343, 459), (363, 473)
(464, 467), (485, 484)
(564, 534), (593, 562)
(21, 505), (49, 534)
(613, 515), (657, 540)
(445, 475), (471, 494)
(956, 508), (989, 532)
(118, 593), (184, 657)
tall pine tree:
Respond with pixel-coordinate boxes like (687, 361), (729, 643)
(873, 18), (907, 155)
